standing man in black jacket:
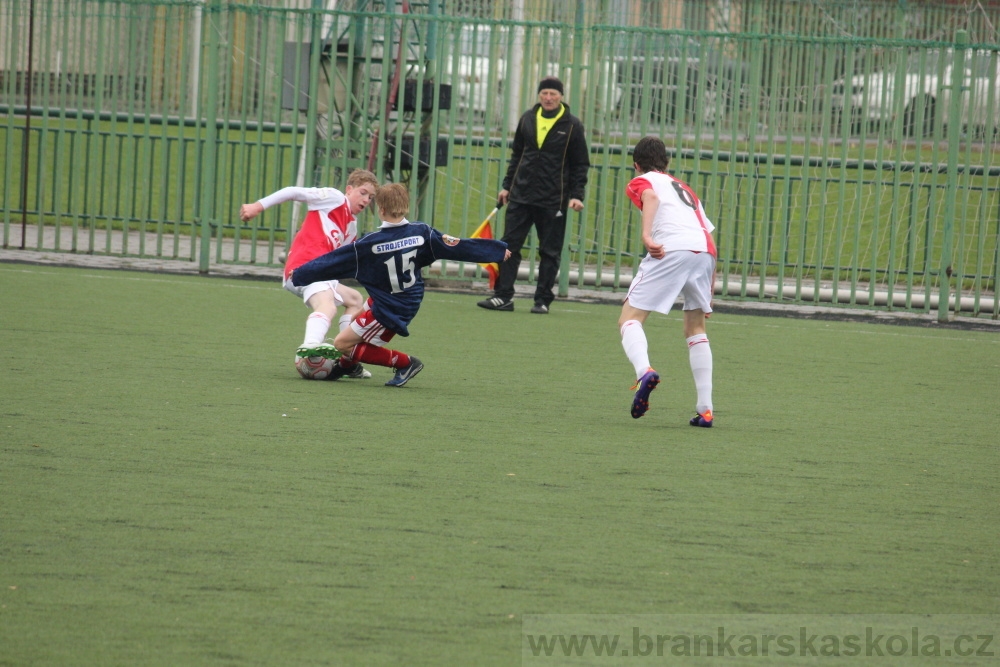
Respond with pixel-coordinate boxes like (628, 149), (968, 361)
(477, 77), (590, 314)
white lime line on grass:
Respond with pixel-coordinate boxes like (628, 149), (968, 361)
(757, 320), (1000, 344)
(0, 265), (279, 291)
(430, 294), (997, 342)
(12, 266), (995, 344)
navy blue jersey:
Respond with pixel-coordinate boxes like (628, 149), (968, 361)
(292, 220), (507, 336)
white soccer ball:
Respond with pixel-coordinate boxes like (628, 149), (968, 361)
(295, 355), (337, 380)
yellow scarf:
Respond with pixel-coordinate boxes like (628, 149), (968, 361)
(536, 104), (565, 148)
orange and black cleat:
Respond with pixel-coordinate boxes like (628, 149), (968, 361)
(630, 369), (660, 419)
(689, 409), (714, 428)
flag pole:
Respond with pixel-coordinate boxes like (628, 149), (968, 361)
(470, 200), (504, 288)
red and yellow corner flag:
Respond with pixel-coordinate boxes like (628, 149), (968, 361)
(471, 214), (499, 289)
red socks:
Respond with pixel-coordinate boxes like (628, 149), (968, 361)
(347, 343), (410, 369)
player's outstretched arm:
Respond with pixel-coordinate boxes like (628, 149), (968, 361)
(239, 201), (264, 222)
(239, 185), (318, 222)
(430, 230), (508, 265)
(291, 245), (357, 287)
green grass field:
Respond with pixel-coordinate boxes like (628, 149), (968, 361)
(1, 263), (997, 666)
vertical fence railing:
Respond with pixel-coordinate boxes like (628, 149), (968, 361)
(939, 31), (966, 320)
(1, 1), (998, 318)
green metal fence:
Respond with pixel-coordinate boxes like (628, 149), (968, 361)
(2, 0), (998, 319)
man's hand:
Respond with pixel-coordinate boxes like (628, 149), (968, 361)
(643, 236), (665, 259)
(707, 272), (716, 318)
(497, 190), (510, 206)
(568, 198), (584, 212)
(503, 249), (512, 262)
(239, 202), (264, 222)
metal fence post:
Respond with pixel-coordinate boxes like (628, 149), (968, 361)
(303, 0), (323, 188)
(559, 0), (586, 298)
(198, 0), (222, 274)
(938, 30), (968, 321)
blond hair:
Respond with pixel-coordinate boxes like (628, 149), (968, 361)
(374, 183), (410, 219)
(346, 168), (379, 190)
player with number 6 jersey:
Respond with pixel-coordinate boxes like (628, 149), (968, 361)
(292, 183), (510, 386)
(619, 136), (718, 426)
(625, 170), (716, 258)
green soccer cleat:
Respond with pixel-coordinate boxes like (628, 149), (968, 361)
(296, 343), (341, 361)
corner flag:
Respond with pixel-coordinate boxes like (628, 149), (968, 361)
(471, 203), (503, 289)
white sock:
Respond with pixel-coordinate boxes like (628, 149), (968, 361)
(687, 334), (713, 414)
(338, 314), (353, 332)
(620, 320), (651, 379)
(302, 312), (332, 347)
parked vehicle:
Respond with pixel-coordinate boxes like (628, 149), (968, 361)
(443, 25), (558, 124)
(448, 53), (506, 120)
(442, 29), (750, 129)
(830, 49), (1000, 137)
(611, 37), (750, 126)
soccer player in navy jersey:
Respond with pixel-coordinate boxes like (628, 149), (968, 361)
(291, 183), (511, 387)
(620, 136), (717, 426)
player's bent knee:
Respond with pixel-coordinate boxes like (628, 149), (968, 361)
(333, 336), (357, 355)
(619, 318), (642, 334)
(340, 290), (364, 310)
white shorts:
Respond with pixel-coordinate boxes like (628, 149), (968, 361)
(282, 276), (345, 306)
(625, 251), (715, 315)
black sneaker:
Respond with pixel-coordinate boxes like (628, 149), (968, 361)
(530, 303), (549, 314)
(345, 364), (372, 379)
(477, 297), (513, 311)
(321, 361), (351, 381)
(385, 357), (424, 387)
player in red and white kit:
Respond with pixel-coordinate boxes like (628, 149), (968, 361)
(239, 169), (378, 378)
(619, 137), (717, 426)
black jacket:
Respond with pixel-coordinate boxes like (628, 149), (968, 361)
(502, 103), (590, 210)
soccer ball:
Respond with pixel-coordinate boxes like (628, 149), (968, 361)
(295, 355), (337, 380)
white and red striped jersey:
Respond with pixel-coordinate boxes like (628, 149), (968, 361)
(257, 186), (358, 279)
(625, 171), (716, 257)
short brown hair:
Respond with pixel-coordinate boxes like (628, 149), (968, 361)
(346, 168), (378, 190)
(374, 183), (410, 219)
(632, 136), (670, 173)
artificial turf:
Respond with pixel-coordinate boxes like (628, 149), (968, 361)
(1, 264), (997, 666)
